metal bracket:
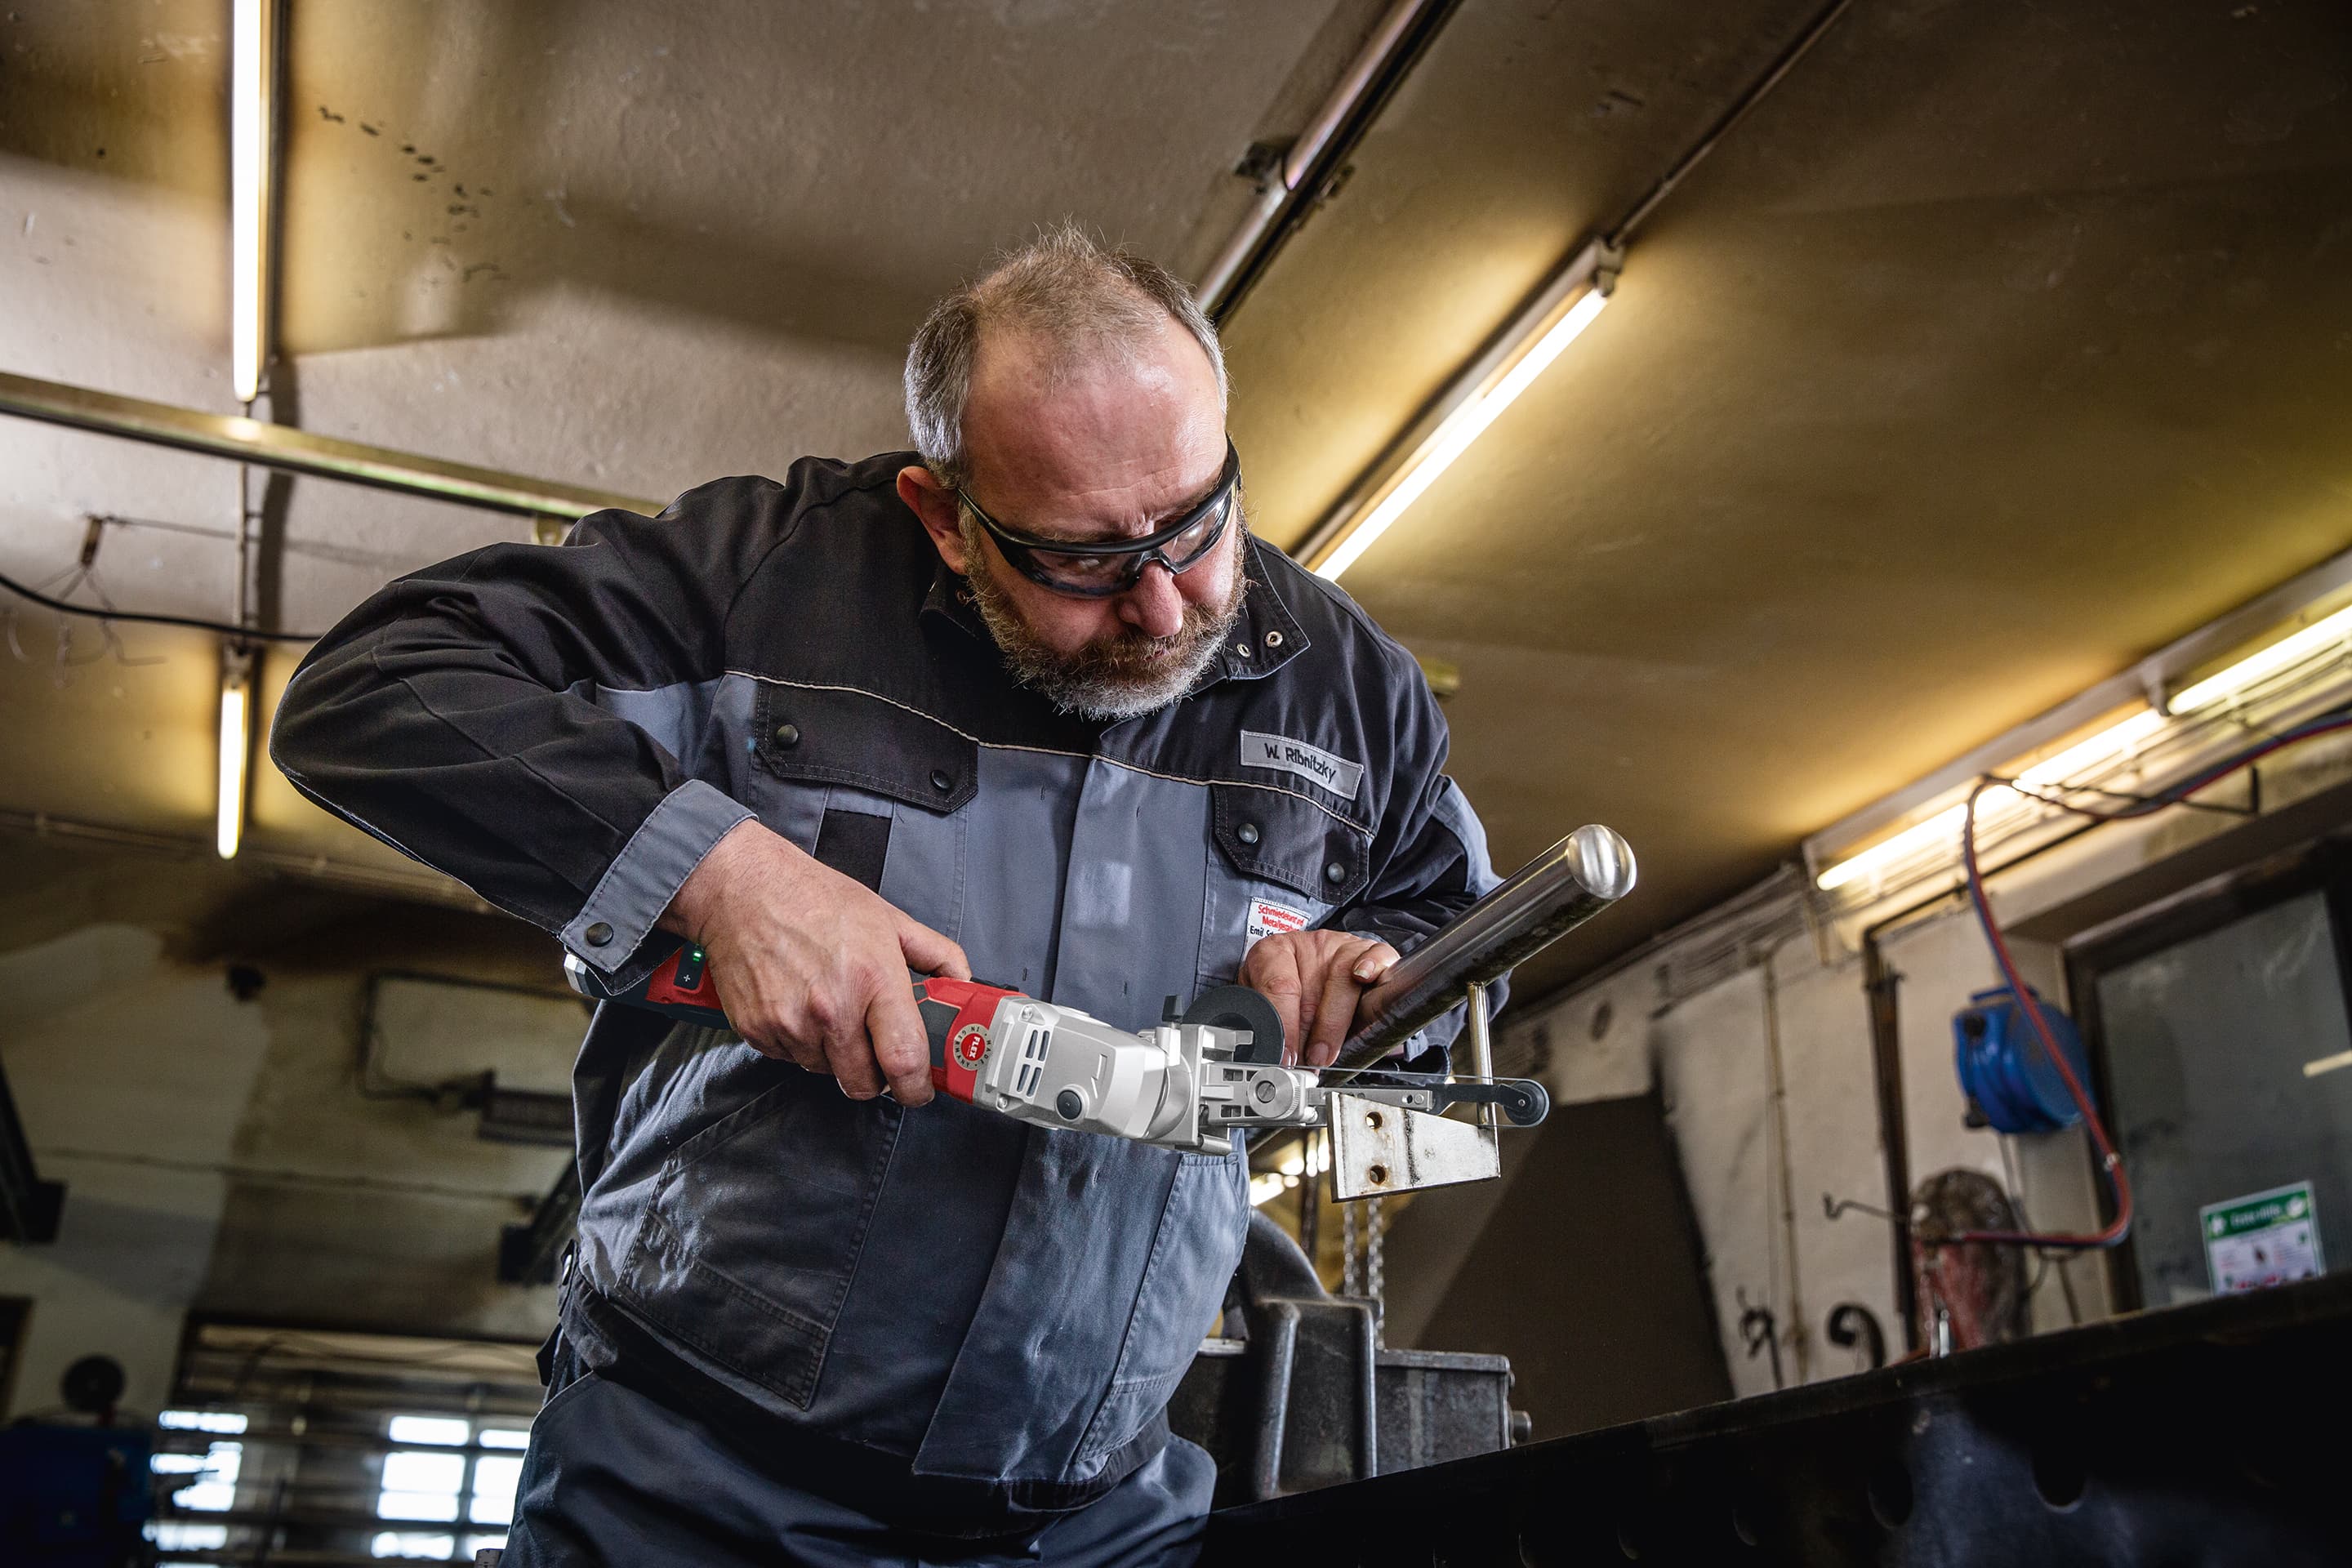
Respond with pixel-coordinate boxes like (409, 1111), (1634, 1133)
(1327, 973), (1512, 1200)
(1329, 1093), (1499, 1200)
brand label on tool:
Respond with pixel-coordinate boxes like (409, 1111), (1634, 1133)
(1240, 730), (1364, 800)
(1245, 898), (1310, 951)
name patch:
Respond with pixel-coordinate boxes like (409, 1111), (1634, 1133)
(1241, 730), (1365, 801)
(1246, 897), (1310, 951)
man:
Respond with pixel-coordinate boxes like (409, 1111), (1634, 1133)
(272, 225), (1502, 1566)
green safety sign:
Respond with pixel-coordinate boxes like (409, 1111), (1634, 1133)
(2201, 1180), (2324, 1294)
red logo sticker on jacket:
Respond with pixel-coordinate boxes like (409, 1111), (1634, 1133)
(1246, 898), (1310, 950)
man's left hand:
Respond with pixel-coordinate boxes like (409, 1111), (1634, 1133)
(1241, 929), (1401, 1068)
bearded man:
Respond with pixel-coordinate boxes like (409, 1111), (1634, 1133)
(271, 224), (1502, 1566)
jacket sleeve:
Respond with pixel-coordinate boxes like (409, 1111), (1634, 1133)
(1331, 659), (1507, 1066)
(270, 474), (805, 991)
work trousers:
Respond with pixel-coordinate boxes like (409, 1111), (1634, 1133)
(497, 1368), (1214, 1568)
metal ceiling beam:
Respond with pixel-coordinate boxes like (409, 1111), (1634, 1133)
(0, 369), (661, 521)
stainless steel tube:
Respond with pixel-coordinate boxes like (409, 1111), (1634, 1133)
(1336, 824), (1637, 1067)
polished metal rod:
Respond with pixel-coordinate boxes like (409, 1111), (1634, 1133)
(0, 369), (660, 520)
(1337, 823), (1637, 1068)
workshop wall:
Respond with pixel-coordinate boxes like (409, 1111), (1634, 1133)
(1474, 879), (2118, 1399)
(0, 923), (264, 1419)
(0, 836), (572, 1413)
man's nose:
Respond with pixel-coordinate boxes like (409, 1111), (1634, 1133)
(1116, 564), (1187, 639)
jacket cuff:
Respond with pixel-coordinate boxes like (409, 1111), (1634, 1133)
(561, 780), (755, 987)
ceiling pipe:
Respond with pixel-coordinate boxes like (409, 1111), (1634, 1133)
(1196, 0), (1461, 320)
(0, 370), (659, 525)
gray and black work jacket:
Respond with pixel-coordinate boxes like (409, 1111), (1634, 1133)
(271, 452), (1503, 1533)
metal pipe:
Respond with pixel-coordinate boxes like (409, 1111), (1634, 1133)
(0, 369), (660, 520)
(1462, 978), (1494, 1131)
(1337, 823), (1637, 1067)
(1196, 0), (1452, 317)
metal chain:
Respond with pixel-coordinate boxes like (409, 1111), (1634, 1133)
(1341, 1192), (1360, 1297)
(1366, 1196), (1385, 1334)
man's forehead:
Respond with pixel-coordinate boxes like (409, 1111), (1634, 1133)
(962, 330), (1227, 538)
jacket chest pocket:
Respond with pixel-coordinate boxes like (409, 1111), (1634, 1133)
(748, 682), (975, 938)
(1196, 782), (1372, 993)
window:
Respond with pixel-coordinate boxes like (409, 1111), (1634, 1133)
(155, 1409), (247, 1517)
(2073, 843), (2352, 1310)
(373, 1411), (526, 1555)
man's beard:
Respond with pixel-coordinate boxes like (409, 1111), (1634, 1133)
(960, 515), (1249, 723)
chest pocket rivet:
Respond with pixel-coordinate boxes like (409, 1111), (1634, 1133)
(930, 768), (955, 793)
(1237, 822), (1260, 846)
(773, 722), (800, 747)
(1325, 862), (1348, 885)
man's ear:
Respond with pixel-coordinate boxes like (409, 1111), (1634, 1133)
(898, 466), (970, 575)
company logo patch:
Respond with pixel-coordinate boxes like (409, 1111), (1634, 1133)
(1240, 730), (1365, 801)
(1246, 898), (1310, 951)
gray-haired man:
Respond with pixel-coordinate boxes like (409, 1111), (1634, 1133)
(273, 225), (1503, 1565)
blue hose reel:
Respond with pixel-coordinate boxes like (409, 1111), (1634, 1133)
(1953, 984), (2091, 1134)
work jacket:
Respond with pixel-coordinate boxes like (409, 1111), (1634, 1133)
(270, 453), (1503, 1532)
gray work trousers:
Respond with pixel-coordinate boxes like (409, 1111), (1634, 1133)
(497, 1370), (1214, 1568)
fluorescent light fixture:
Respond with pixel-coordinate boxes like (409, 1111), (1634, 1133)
(1305, 240), (1620, 583)
(1315, 287), (1610, 582)
(218, 651), (252, 860)
(231, 0), (278, 403)
(2171, 603), (2352, 715)
(1814, 707), (2164, 893)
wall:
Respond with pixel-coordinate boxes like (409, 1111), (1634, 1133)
(0, 836), (570, 1417)
(1437, 759), (2352, 1400)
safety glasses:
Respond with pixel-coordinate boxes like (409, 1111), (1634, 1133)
(960, 441), (1241, 599)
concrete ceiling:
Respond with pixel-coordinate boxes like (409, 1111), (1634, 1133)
(3, 0), (2351, 1010)
(1233, 0), (2352, 994)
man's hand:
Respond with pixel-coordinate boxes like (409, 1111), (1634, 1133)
(1240, 929), (1401, 1069)
(658, 818), (970, 1104)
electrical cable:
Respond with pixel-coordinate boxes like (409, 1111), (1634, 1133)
(0, 566), (321, 642)
(1945, 709), (2352, 1250)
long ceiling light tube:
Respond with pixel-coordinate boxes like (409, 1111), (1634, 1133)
(1806, 542), (2352, 878)
(1301, 238), (1619, 581)
(218, 644), (254, 859)
(2171, 602), (2352, 715)
(1813, 598), (2352, 897)
(231, 0), (281, 405)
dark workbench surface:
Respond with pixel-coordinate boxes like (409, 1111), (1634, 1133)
(1209, 1269), (2352, 1566)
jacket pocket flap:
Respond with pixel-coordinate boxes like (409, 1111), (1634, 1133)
(753, 683), (978, 813)
(1210, 782), (1370, 903)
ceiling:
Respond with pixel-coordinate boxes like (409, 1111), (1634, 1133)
(4, 0), (2352, 1005)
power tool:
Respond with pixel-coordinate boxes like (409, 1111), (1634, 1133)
(564, 943), (1548, 1155)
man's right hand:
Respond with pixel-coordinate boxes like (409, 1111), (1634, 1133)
(658, 818), (970, 1105)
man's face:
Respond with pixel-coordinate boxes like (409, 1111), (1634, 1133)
(899, 317), (1245, 721)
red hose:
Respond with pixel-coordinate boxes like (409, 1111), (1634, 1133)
(1944, 777), (2133, 1249)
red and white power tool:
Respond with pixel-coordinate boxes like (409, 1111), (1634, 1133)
(564, 942), (1548, 1154)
